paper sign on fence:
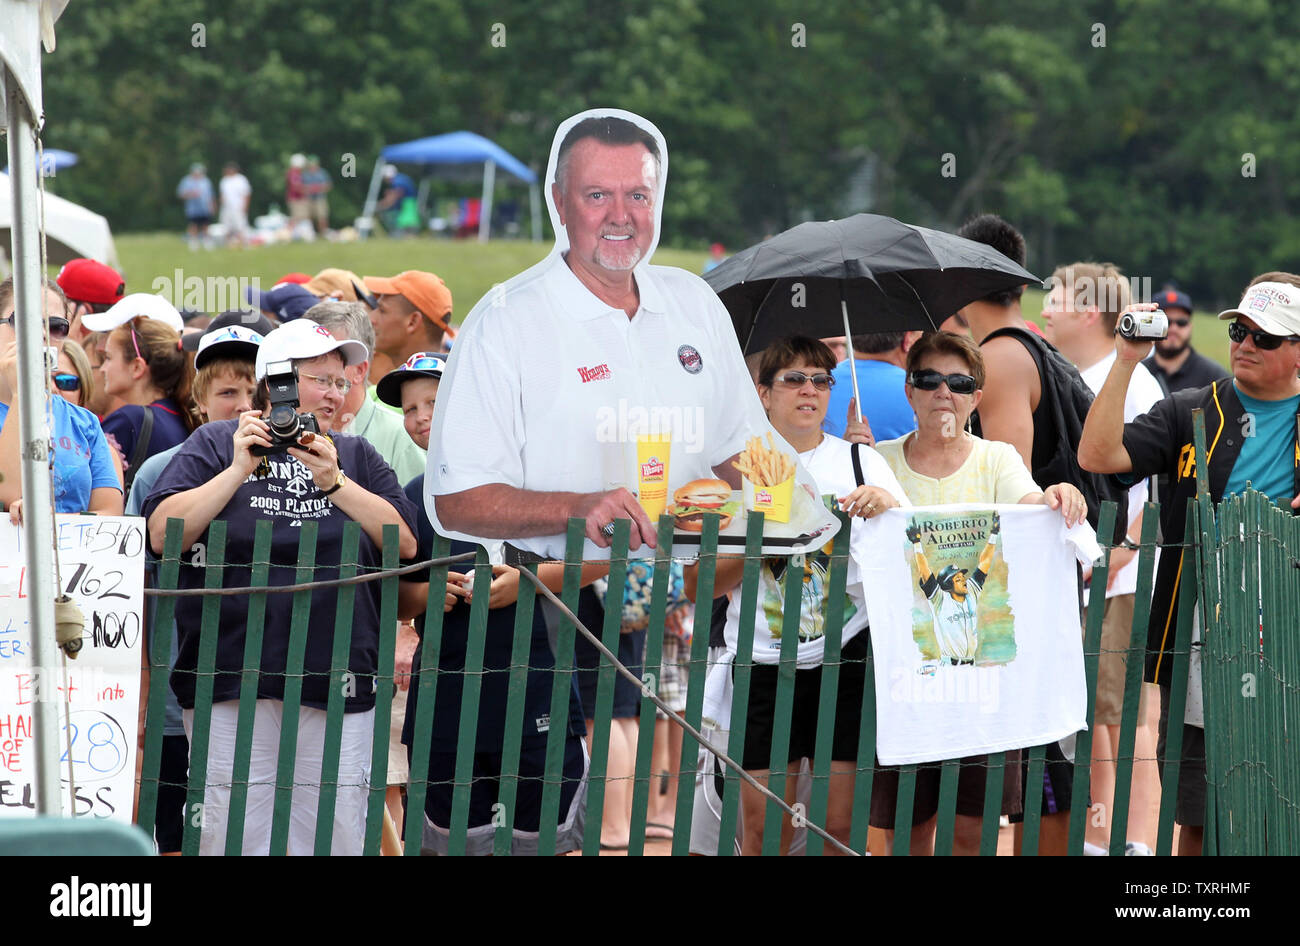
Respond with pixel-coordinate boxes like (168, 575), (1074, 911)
(0, 516), (146, 822)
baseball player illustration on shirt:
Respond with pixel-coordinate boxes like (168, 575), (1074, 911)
(906, 512), (1003, 666)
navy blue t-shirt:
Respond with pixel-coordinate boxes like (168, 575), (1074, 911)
(400, 475), (585, 752)
(144, 422), (418, 713)
(103, 399), (190, 472)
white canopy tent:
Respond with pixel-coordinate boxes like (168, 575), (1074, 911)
(0, 170), (118, 270)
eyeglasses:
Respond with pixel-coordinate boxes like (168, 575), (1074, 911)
(299, 371), (352, 395)
(1227, 321), (1300, 350)
(909, 369), (979, 395)
(772, 370), (834, 390)
(2, 313), (70, 340)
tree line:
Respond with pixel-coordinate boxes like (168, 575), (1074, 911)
(39, 0), (1299, 305)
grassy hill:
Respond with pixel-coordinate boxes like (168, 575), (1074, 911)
(113, 233), (708, 327)
(112, 233), (1230, 370)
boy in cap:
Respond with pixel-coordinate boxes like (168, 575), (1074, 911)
(380, 352), (590, 855)
(127, 323), (264, 854)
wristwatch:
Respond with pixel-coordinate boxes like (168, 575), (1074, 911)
(322, 469), (347, 497)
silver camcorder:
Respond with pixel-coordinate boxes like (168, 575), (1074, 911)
(1117, 310), (1168, 340)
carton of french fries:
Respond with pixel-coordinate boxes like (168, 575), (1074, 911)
(735, 433), (796, 523)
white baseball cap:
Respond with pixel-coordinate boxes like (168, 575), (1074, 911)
(255, 318), (369, 380)
(194, 325), (264, 371)
(82, 293), (185, 333)
(1217, 281), (1300, 337)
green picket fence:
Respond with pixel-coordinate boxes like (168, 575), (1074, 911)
(133, 417), (1297, 855)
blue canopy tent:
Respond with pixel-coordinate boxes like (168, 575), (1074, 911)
(360, 131), (541, 242)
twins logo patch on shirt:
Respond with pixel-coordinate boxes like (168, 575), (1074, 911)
(677, 344), (703, 374)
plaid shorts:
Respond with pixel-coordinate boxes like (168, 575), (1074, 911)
(653, 628), (690, 717)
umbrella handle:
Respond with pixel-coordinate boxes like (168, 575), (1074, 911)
(842, 301), (863, 424)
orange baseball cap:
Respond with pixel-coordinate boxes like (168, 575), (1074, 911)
(363, 271), (454, 336)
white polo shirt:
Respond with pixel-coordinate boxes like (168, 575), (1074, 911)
(1080, 350), (1164, 597)
(426, 253), (787, 560)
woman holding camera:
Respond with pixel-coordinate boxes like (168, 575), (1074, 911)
(145, 318), (418, 856)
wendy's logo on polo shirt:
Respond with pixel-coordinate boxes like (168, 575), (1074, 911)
(577, 363), (612, 383)
(677, 344), (702, 374)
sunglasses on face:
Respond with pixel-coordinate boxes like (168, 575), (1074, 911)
(52, 372), (81, 391)
(1227, 321), (1300, 350)
(909, 369), (978, 395)
(1168, 317), (1191, 328)
(2, 313), (70, 340)
(772, 370), (834, 391)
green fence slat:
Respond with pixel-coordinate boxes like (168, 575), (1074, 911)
(806, 506), (851, 857)
(1020, 743), (1046, 856)
(268, 522), (318, 857)
(1108, 504), (1160, 856)
(582, 522), (631, 856)
(1155, 504), (1199, 856)
(849, 634), (878, 854)
(137, 519), (183, 841)
(891, 765), (917, 856)
(447, 544), (493, 856)
(313, 522), (361, 856)
(671, 512), (722, 856)
(627, 515), (676, 858)
(363, 525), (400, 856)
(933, 759), (960, 856)
(978, 752), (1006, 856)
(181, 519), (227, 858)
(224, 519), (273, 856)
(493, 559), (539, 856)
(537, 521), (585, 856)
(717, 512), (765, 856)
(761, 548), (804, 856)
(1068, 502), (1116, 854)
(403, 532), (452, 855)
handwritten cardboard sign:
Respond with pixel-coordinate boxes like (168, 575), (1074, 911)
(0, 516), (146, 822)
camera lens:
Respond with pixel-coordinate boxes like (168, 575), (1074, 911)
(267, 404), (301, 440)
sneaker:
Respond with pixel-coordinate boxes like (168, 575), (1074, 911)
(1083, 841), (1108, 856)
(1124, 841), (1154, 856)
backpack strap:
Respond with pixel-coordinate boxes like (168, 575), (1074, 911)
(124, 407), (155, 496)
(851, 441), (866, 487)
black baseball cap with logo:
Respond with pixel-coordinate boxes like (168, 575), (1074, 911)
(181, 310), (277, 351)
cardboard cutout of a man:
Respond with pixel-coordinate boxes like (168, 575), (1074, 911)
(426, 108), (832, 561)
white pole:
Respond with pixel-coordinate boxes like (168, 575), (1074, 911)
(357, 156), (387, 240)
(5, 64), (63, 816)
(529, 179), (542, 242)
(478, 160), (495, 243)
(841, 300), (863, 423)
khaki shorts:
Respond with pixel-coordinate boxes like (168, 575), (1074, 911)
(1086, 593), (1144, 726)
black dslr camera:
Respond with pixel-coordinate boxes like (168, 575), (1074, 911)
(252, 360), (320, 455)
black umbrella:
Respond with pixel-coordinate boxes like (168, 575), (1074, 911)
(705, 213), (1040, 356)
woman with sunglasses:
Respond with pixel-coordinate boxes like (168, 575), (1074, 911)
(0, 277), (123, 523)
(52, 339), (95, 408)
(100, 316), (201, 493)
(870, 330), (1087, 855)
(687, 335), (908, 855)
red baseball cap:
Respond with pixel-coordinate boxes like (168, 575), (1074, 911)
(276, 272), (313, 285)
(56, 259), (125, 306)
